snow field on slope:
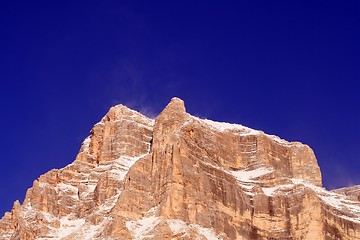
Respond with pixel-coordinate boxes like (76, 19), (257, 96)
(125, 216), (222, 240)
(198, 117), (289, 144)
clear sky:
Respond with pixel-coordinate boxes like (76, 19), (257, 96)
(0, 1), (359, 216)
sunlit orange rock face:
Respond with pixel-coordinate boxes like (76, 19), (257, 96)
(0, 98), (359, 240)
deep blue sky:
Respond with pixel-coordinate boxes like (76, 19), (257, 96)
(1, 1), (359, 216)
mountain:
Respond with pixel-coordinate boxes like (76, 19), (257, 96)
(0, 97), (359, 239)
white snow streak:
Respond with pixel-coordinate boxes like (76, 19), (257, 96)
(167, 219), (221, 240)
(197, 117), (290, 144)
(125, 215), (222, 240)
(126, 216), (160, 240)
(291, 179), (360, 222)
(227, 165), (360, 223)
(167, 219), (188, 234)
(81, 136), (91, 153)
(201, 118), (258, 135)
(57, 217), (85, 239)
(261, 184), (295, 196)
(230, 167), (273, 182)
(195, 224), (220, 240)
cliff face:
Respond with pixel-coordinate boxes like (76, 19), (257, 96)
(1, 97), (359, 240)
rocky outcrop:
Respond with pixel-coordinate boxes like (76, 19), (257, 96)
(0, 97), (359, 239)
(333, 186), (360, 202)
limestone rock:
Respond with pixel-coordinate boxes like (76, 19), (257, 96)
(0, 97), (359, 239)
(333, 186), (360, 202)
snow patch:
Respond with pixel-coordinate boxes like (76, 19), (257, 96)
(196, 117), (291, 145)
(200, 118), (258, 135)
(79, 153), (149, 196)
(57, 183), (78, 193)
(262, 184), (294, 196)
(81, 136), (91, 153)
(195, 224), (220, 240)
(291, 179), (360, 223)
(111, 153), (148, 181)
(167, 219), (188, 234)
(230, 167), (273, 182)
(167, 219), (221, 240)
(126, 216), (160, 240)
(57, 217), (85, 239)
(81, 220), (107, 240)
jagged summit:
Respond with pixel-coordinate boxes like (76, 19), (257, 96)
(156, 97), (188, 123)
(1, 99), (359, 239)
(166, 97), (186, 111)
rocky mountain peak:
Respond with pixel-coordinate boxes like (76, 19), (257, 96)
(165, 97), (186, 112)
(101, 104), (133, 121)
(156, 97), (187, 123)
(0, 98), (359, 239)
(153, 97), (189, 144)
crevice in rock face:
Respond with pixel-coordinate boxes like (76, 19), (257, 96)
(268, 197), (274, 217)
(149, 138), (153, 152)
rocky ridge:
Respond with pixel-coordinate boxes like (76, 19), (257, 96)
(0, 97), (359, 239)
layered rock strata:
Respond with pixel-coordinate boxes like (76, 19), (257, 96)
(0, 97), (359, 239)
